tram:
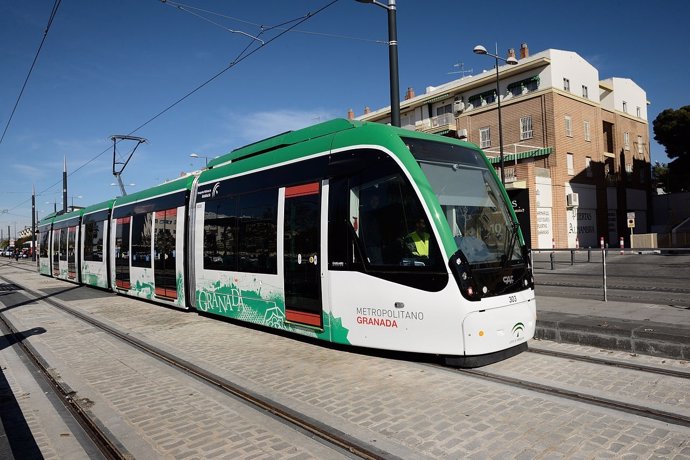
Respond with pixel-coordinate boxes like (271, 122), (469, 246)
(37, 119), (536, 366)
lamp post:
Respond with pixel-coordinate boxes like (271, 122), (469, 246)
(355, 0), (400, 127)
(190, 153), (209, 167)
(473, 44), (518, 185)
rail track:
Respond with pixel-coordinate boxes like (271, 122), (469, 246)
(0, 271), (393, 460)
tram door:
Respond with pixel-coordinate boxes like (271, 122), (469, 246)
(283, 182), (323, 328)
(154, 208), (178, 299)
(114, 217), (131, 290)
(52, 228), (60, 277)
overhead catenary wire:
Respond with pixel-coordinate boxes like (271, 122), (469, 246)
(161, 0), (384, 44)
(11, 0), (341, 215)
(0, 0), (63, 147)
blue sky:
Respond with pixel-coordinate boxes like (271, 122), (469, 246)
(1, 0), (689, 237)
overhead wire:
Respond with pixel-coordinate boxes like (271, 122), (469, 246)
(0, 0), (63, 147)
(11, 0), (341, 214)
(161, 0), (384, 44)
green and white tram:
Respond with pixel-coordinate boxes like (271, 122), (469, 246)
(37, 119), (535, 366)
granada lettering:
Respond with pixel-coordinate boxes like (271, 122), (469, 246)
(197, 289), (245, 313)
(357, 316), (398, 328)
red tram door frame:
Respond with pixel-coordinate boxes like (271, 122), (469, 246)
(283, 182), (323, 329)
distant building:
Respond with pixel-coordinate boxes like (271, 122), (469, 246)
(354, 45), (651, 249)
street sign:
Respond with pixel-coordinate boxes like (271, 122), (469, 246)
(627, 212), (635, 220)
(627, 218), (635, 228)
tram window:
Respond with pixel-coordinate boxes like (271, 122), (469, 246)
(131, 212), (153, 268)
(237, 189), (277, 274)
(204, 196), (239, 271)
(39, 229), (49, 258)
(203, 190), (278, 274)
(84, 220), (105, 262)
(59, 228), (68, 261)
(356, 175), (442, 269)
(328, 151), (443, 273)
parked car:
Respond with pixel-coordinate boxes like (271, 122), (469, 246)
(4, 248), (14, 257)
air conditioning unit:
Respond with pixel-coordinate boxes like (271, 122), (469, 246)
(457, 128), (468, 139)
(453, 100), (465, 114)
(566, 193), (579, 208)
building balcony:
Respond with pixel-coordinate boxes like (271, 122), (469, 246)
(414, 112), (456, 135)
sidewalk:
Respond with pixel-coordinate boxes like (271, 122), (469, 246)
(535, 295), (690, 360)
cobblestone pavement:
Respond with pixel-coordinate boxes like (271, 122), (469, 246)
(2, 260), (690, 459)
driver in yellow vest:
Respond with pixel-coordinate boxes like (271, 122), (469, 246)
(405, 218), (430, 258)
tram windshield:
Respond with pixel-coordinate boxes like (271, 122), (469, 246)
(403, 137), (524, 266)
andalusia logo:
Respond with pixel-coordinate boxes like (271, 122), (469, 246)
(511, 322), (525, 338)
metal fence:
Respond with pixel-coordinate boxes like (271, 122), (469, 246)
(529, 247), (690, 302)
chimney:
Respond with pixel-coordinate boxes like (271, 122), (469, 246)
(520, 42), (529, 59)
(507, 48), (516, 60)
(347, 108), (354, 120)
(364, 106), (371, 114)
(405, 87), (415, 100)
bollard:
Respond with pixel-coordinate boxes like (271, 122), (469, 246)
(619, 236), (624, 255)
(571, 250), (574, 265)
(550, 251), (555, 270)
(600, 236), (604, 249)
(587, 248), (591, 262)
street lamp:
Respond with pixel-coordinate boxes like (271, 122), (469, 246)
(355, 0), (400, 127)
(473, 44), (518, 185)
(190, 153), (209, 167)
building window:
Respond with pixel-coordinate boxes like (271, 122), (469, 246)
(622, 101), (627, 113)
(567, 153), (574, 175)
(520, 116), (533, 140)
(585, 156), (592, 177)
(582, 85), (588, 98)
(563, 78), (570, 92)
(583, 120), (591, 142)
(479, 127), (491, 148)
(624, 132), (630, 150)
(436, 104), (452, 116)
(565, 116), (573, 137)
(637, 135), (644, 154)
(636, 106), (641, 118)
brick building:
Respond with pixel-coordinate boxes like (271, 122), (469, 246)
(354, 45), (651, 249)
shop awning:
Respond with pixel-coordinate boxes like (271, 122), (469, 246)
(422, 93), (452, 104)
(487, 147), (552, 164)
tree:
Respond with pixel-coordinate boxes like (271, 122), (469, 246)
(652, 162), (669, 193)
(653, 106), (690, 191)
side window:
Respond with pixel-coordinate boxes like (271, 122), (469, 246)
(237, 189), (278, 274)
(131, 212), (153, 268)
(204, 196), (238, 271)
(329, 152), (443, 272)
(59, 227), (68, 261)
(39, 229), (49, 258)
(84, 220), (105, 262)
(203, 189), (278, 274)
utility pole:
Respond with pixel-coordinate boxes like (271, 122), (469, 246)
(32, 184), (36, 261)
(62, 156), (67, 213)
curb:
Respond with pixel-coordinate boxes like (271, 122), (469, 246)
(536, 311), (690, 360)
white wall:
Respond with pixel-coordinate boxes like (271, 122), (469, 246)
(547, 49), (600, 102)
(600, 77), (647, 120)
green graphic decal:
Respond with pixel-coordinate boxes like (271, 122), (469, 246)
(196, 278), (350, 344)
